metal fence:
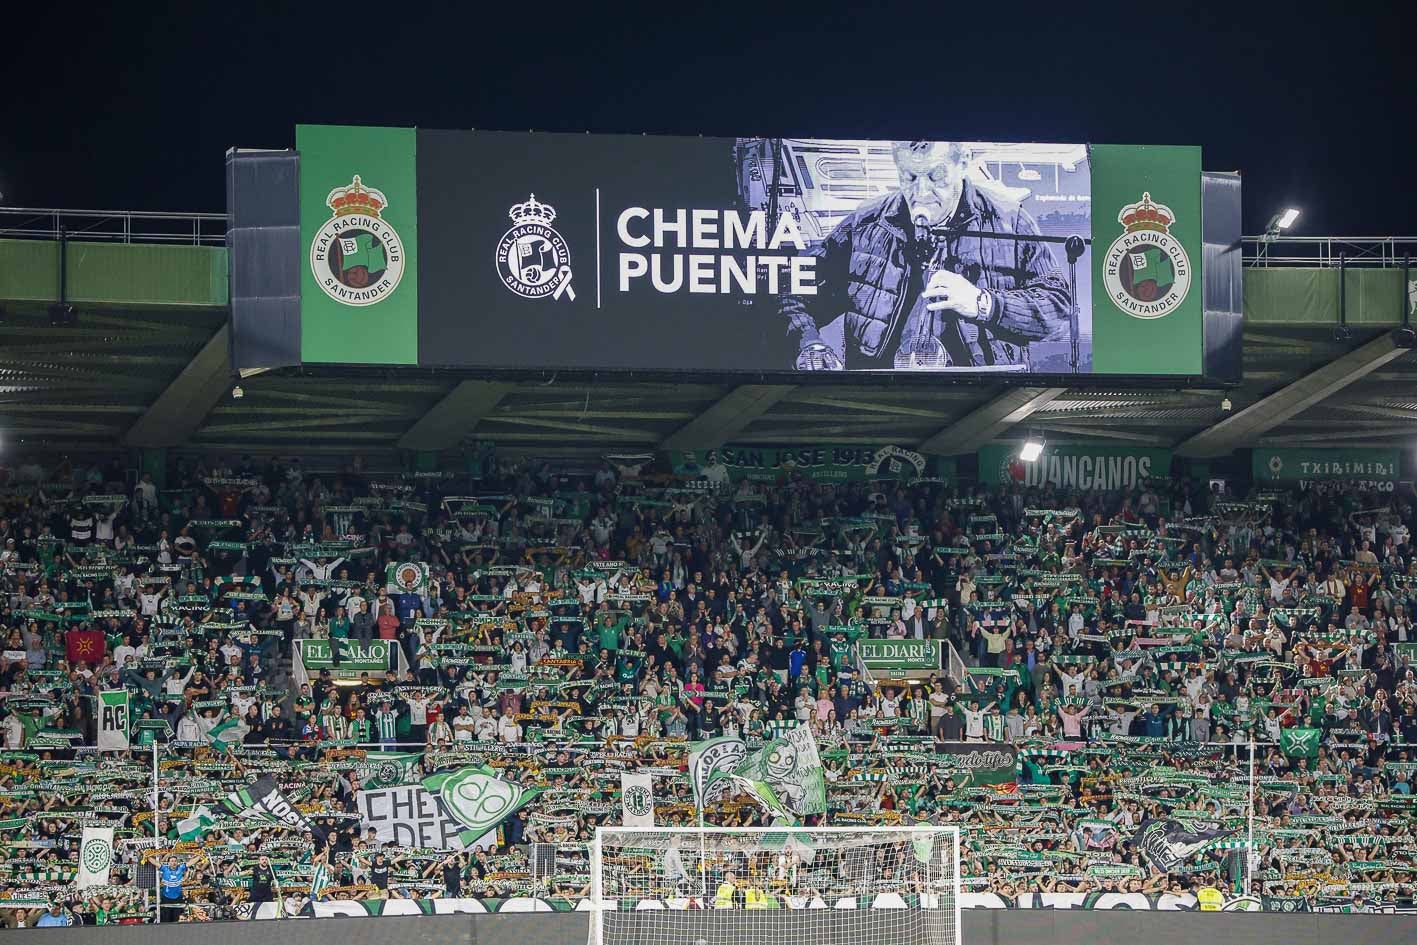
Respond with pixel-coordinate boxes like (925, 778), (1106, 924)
(945, 640), (968, 687)
(1242, 236), (1417, 268)
(0, 205), (1412, 267)
(529, 842), (592, 893)
(0, 207), (226, 246)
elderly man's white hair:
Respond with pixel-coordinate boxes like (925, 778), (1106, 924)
(891, 140), (971, 165)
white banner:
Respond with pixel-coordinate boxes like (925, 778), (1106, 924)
(77, 826), (114, 888)
(620, 771), (654, 828)
(97, 689), (129, 751)
(356, 784), (495, 851)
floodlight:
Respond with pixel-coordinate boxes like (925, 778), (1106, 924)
(1264, 208), (1301, 240)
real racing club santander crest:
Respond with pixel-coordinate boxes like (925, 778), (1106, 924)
(310, 175), (406, 306)
(496, 194), (575, 302)
(1103, 192), (1191, 319)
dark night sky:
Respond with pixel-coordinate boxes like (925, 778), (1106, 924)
(2, 2), (1410, 235)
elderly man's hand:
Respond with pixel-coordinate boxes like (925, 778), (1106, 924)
(794, 343), (844, 371)
(922, 269), (993, 321)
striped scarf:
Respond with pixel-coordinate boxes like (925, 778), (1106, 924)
(308, 860), (330, 901)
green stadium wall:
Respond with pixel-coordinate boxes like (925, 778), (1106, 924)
(0, 238), (1408, 327)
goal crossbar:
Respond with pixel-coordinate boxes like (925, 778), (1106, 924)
(597, 825), (955, 834)
(590, 825), (962, 945)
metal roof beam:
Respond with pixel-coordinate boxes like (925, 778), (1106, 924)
(1177, 332), (1413, 458)
(396, 380), (515, 451)
(659, 384), (796, 450)
(1032, 423), (1173, 445)
(122, 325), (232, 448)
(917, 387), (1067, 456)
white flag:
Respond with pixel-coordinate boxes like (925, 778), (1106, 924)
(77, 826), (115, 888)
(663, 841), (687, 882)
(620, 771), (655, 828)
(97, 689), (130, 751)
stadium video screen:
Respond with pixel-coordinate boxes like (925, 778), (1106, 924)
(282, 125), (1216, 377)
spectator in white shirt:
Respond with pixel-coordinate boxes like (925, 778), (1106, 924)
(959, 701), (994, 742)
(497, 712), (522, 744)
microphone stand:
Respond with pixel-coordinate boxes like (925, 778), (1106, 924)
(1065, 235), (1087, 373)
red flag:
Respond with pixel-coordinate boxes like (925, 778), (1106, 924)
(65, 629), (106, 665)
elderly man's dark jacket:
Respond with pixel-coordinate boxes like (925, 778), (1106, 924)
(782, 180), (1070, 368)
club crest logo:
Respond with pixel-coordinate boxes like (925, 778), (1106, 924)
(1103, 192), (1191, 319)
(1283, 728), (1319, 755)
(998, 454), (1027, 484)
(82, 837), (112, 873)
(496, 194), (575, 301)
(310, 175), (406, 306)
(391, 562), (424, 592)
(623, 784), (653, 818)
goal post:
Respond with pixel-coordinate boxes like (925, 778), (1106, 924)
(590, 825), (962, 945)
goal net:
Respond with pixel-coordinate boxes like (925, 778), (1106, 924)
(590, 825), (961, 945)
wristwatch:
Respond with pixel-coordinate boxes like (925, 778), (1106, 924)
(976, 287), (995, 321)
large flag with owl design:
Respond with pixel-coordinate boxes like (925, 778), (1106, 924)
(732, 724), (826, 822)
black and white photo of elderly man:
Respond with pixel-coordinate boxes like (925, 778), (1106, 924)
(782, 140), (1071, 371)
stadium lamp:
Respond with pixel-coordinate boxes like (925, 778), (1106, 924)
(1019, 438), (1045, 463)
(1263, 208), (1300, 240)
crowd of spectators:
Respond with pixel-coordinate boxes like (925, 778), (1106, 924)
(0, 450), (1415, 925)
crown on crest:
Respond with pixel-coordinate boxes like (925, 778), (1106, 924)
(1117, 192), (1174, 233)
(509, 194), (557, 226)
(325, 175), (387, 217)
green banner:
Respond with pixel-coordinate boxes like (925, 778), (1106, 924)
(978, 443), (1171, 490)
(299, 124), (418, 364)
(297, 639), (393, 675)
(938, 742), (1018, 786)
(1091, 144), (1203, 374)
(670, 445), (932, 483)
(857, 639), (942, 673)
(1252, 448), (1400, 488)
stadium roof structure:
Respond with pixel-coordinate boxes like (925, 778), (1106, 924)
(1, 209), (1414, 463)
